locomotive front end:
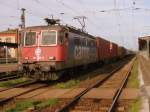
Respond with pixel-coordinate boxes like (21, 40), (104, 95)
(20, 26), (68, 80)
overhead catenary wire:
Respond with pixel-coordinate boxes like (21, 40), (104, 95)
(55, 0), (112, 37)
(0, 0), (149, 50)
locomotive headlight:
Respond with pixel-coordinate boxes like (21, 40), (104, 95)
(49, 56), (55, 60)
(25, 57), (29, 60)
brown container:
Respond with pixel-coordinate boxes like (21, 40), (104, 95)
(118, 46), (126, 58)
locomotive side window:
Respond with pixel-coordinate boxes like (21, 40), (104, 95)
(25, 32), (36, 46)
(41, 31), (56, 45)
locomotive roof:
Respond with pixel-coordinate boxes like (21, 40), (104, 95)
(21, 25), (96, 39)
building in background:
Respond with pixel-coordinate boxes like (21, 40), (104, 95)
(138, 36), (150, 59)
(0, 29), (18, 61)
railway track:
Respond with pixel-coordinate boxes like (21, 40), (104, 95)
(52, 58), (135, 112)
(107, 60), (133, 112)
(0, 63), (18, 73)
(0, 80), (36, 92)
(0, 57), (135, 112)
(0, 80), (49, 108)
(0, 74), (21, 82)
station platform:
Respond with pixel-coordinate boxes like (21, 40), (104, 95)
(0, 63), (18, 73)
(138, 54), (150, 112)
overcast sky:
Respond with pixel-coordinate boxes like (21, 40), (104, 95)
(0, 0), (150, 50)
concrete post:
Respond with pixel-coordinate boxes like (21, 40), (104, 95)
(147, 37), (150, 58)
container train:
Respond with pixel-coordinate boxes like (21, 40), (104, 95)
(18, 19), (129, 80)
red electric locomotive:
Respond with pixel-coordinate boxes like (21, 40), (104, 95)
(20, 19), (97, 80)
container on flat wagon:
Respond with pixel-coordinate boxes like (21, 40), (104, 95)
(109, 42), (118, 59)
(118, 46), (126, 59)
(96, 37), (110, 61)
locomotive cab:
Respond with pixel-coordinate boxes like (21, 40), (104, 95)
(21, 26), (69, 80)
(20, 23), (98, 81)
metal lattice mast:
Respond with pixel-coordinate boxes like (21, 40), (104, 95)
(20, 8), (26, 29)
(74, 16), (87, 32)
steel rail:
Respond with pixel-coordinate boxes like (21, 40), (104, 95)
(108, 58), (135, 112)
(56, 59), (131, 112)
(0, 75), (21, 82)
(0, 74), (17, 79)
(0, 82), (48, 107)
(0, 80), (37, 92)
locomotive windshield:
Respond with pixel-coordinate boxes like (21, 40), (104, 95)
(41, 31), (56, 45)
(25, 32), (36, 46)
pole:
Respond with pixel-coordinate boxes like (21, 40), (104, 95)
(21, 8), (26, 29)
(74, 16), (87, 32)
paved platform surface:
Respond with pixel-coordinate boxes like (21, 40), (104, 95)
(0, 88), (31, 99)
(17, 88), (71, 100)
(82, 88), (139, 100)
(145, 86), (150, 96)
(138, 54), (150, 112)
(57, 88), (86, 99)
(139, 55), (150, 93)
(0, 63), (18, 73)
(82, 88), (117, 99)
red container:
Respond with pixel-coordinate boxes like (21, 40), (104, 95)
(109, 42), (118, 59)
(96, 37), (119, 61)
(96, 37), (110, 61)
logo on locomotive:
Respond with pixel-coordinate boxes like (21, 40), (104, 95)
(35, 48), (41, 56)
(75, 46), (82, 59)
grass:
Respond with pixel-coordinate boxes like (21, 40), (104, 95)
(6, 99), (58, 112)
(0, 78), (28, 87)
(6, 100), (34, 112)
(35, 99), (58, 109)
(55, 79), (80, 89)
(128, 98), (141, 112)
(127, 59), (139, 88)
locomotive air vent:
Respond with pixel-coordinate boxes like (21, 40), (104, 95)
(44, 18), (60, 26)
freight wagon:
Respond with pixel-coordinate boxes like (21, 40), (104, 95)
(118, 46), (126, 59)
